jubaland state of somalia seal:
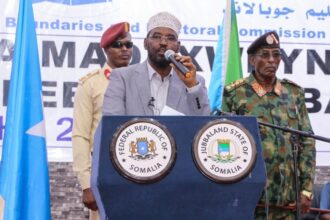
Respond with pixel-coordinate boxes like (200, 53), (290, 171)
(110, 118), (176, 184)
(193, 119), (256, 183)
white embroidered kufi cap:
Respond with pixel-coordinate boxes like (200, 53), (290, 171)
(147, 11), (181, 36)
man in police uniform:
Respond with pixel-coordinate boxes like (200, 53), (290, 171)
(72, 22), (133, 220)
(222, 31), (316, 219)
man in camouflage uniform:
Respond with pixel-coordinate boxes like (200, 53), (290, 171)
(72, 22), (133, 220)
(222, 31), (316, 219)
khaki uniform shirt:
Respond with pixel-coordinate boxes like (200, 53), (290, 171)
(72, 64), (110, 190)
(222, 73), (316, 219)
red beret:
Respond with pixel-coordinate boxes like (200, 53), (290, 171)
(100, 22), (130, 48)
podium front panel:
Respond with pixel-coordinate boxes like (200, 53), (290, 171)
(92, 116), (266, 220)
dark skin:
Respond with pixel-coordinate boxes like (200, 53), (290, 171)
(83, 33), (133, 212)
(82, 188), (98, 211)
(249, 47), (312, 214)
(248, 48), (281, 92)
(143, 27), (198, 88)
(287, 194), (313, 214)
(104, 33), (133, 69)
(299, 194), (313, 214)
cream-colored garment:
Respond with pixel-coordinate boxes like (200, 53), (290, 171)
(72, 65), (110, 190)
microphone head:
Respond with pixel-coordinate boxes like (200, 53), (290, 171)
(164, 50), (175, 61)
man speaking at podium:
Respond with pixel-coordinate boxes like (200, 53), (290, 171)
(222, 31), (316, 219)
(102, 11), (210, 116)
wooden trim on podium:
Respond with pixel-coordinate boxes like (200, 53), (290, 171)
(257, 204), (330, 214)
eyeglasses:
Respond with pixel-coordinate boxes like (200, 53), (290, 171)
(148, 34), (178, 43)
(110, 41), (133, 49)
(254, 50), (282, 60)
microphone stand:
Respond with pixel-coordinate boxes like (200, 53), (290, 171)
(212, 109), (330, 220)
(291, 133), (301, 220)
(257, 120), (330, 220)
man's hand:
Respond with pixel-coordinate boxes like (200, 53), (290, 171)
(288, 193), (312, 214)
(82, 188), (98, 211)
(171, 54), (198, 88)
(300, 193), (312, 214)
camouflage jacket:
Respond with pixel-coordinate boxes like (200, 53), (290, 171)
(222, 73), (316, 206)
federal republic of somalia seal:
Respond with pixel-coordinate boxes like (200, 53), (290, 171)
(193, 119), (256, 183)
(110, 118), (176, 184)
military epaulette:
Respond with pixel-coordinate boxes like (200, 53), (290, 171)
(225, 78), (247, 92)
(78, 70), (99, 85)
(282, 78), (302, 89)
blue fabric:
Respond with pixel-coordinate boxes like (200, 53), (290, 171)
(0, 0), (51, 219)
(208, 0), (242, 112)
(208, 18), (225, 111)
(320, 182), (330, 210)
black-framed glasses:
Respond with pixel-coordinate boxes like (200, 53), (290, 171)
(148, 34), (178, 43)
(110, 41), (133, 49)
(254, 50), (282, 60)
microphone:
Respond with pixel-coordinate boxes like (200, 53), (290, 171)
(164, 50), (190, 77)
(211, 108), (236, 116)
(148, 97), (155, 107)
(211, 108), (222, 116)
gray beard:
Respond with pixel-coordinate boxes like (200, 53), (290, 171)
(148, 53), (171, 68)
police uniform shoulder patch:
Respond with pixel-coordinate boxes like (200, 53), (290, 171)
(78, 70), (99, 85)
(282, 78), (302, 89)
(225, 78), (247, 92)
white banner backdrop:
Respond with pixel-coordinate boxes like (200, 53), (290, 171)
(0, 0), (329, 164)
